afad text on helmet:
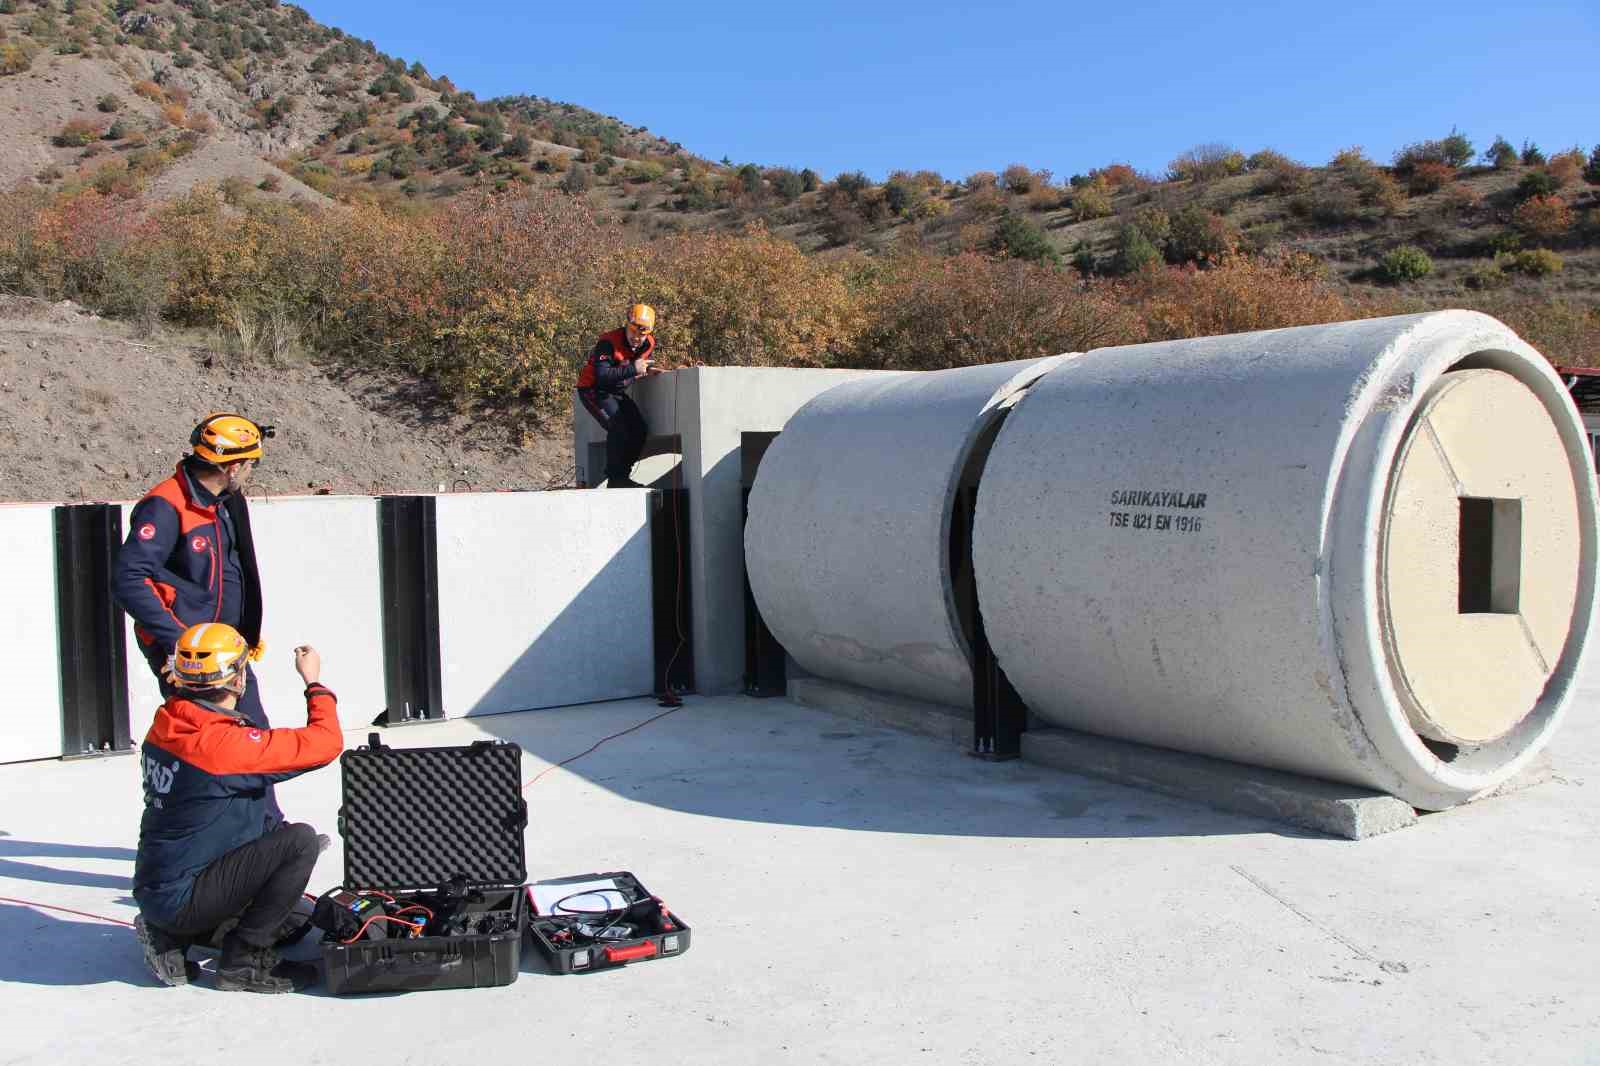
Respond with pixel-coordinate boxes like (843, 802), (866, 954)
(1108, 490), (1208, 510)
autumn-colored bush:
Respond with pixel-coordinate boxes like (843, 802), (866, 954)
(625, 223), (864, 370)
(1090, 163), (1140, 188)
(1, 40), (38, 76)
(1512, 195), (1573, 240)
(1495, 248), (1563, 277)
(1122, 253), (1351, 341)
(1407, 160), (1454, 195)
(1547, 149), (1583, 186)
(1071, 182), (1113, 221)
(1168, 143), (1245, 183)
(132, 79), (164, 103)
(853, 249), (1140, 370)
(52, 119), (101, 147)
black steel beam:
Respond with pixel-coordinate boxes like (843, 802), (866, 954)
(54, 504), (131, 756)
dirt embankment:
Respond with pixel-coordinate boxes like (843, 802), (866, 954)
(0, 297), (573, 503)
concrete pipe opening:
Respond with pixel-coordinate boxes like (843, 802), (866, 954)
(744, 357), (1067, 708)
(971, 311), (1596, 810)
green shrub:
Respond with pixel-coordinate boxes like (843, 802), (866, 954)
(769, 168), (804, 201)
(96, 93), (122, 113)
(1496, 248), (1562, 277)
(1441, 129), (1474, 168)
(800, 168), (819, 192)
(104, 118), (127, 140)
(1462, 262), (1505, 290)
(1520, 141), (1545, 166)
(1586, 145), (1600, 186)
(833, 171), (870, 197)
(1379, 245), (1433, 282)
(1112, 223), (1161, 275)
(559, 163), (589, 194)
(1516, 170), (1560, 201)
(991, 213), (1058, 266)
(1166, 205), (1236, 264)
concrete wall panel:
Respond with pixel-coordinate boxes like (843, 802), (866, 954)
(0, 505), (64, 762)
(434, 491), (654, 716)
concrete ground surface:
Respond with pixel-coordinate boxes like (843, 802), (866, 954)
(2, 675), (1597, 1066)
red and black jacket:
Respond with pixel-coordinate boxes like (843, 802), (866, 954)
(133, 685), (342, 924)
(576, 327), (654, 394)
(113, 462), (263, 663)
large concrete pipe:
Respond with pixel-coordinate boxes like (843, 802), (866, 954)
(745, 357), (1066, 707)
(972, 311), (1596, 809)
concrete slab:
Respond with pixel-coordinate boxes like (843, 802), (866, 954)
(1022, 728), (1418, 840)
(791, 675), (1420, 839)
(2, 670), (1598, 1065)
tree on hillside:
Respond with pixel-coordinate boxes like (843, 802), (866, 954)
(992, 213), (1059, 267)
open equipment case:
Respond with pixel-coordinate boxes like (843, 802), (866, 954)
(527, 871), (692, 974)
(321, 733), (529, 995)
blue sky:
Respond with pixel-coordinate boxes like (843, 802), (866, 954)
(301, 0), (1597, 181)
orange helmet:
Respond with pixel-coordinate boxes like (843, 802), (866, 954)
(170, 623), (250, 689)
(626, 303), (656, 334)
(190, 413), (273, 466)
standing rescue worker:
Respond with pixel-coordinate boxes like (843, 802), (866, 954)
(115, 414), (272, 728)
(132, 624), (341, 993)
(577, 303), (665, 488)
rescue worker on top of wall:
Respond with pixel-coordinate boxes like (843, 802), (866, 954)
(577, 302), (667, 488)
(132, 624), (342, 993)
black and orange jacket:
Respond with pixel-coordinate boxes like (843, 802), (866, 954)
(576, 327), (654, 393)
(113, 462), (263, 662)
(133, 684), (342, 924)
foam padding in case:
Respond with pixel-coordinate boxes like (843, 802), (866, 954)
(340, 740), (527, 889)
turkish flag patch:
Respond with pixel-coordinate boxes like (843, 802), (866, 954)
(138, 523), (156, 541)
(247, 730), (262, 743)
(190, 535), (208, 553)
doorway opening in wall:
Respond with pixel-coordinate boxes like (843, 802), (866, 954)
(953, 388), (1035, 759)
(741, 432), (787, 697)
(1458, 496), (1522, 615)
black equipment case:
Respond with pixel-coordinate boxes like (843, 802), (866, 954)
(527, 871), (692, 974)
(321, 733), (529, 995)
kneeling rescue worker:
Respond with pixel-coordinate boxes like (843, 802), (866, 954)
(577, 302), (665, 488)
(132, 623), (343, 993)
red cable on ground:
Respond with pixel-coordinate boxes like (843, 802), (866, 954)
(522, 702), (686, 790)
(0, 895), (134, 928)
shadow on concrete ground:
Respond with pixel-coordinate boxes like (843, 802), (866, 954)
(0, 837), (135, 892)
(0, 904), (148, 988)
(462, 695), (1302, 841)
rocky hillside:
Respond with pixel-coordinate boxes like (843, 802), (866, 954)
(1, 0), (1594, 297)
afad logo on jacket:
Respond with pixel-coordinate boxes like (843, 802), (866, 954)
(141, 752), (180, 807)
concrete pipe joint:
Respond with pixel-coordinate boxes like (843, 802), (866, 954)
(972, 311), (1597, 810)
(745, 357), (1068, 708)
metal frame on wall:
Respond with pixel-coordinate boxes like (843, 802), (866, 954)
(377, 495), (443, 725)
(54, 503), (132, 756)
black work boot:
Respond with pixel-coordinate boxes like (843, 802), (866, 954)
(134, 913), (198, 987)
(216, 933), (298, 993)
